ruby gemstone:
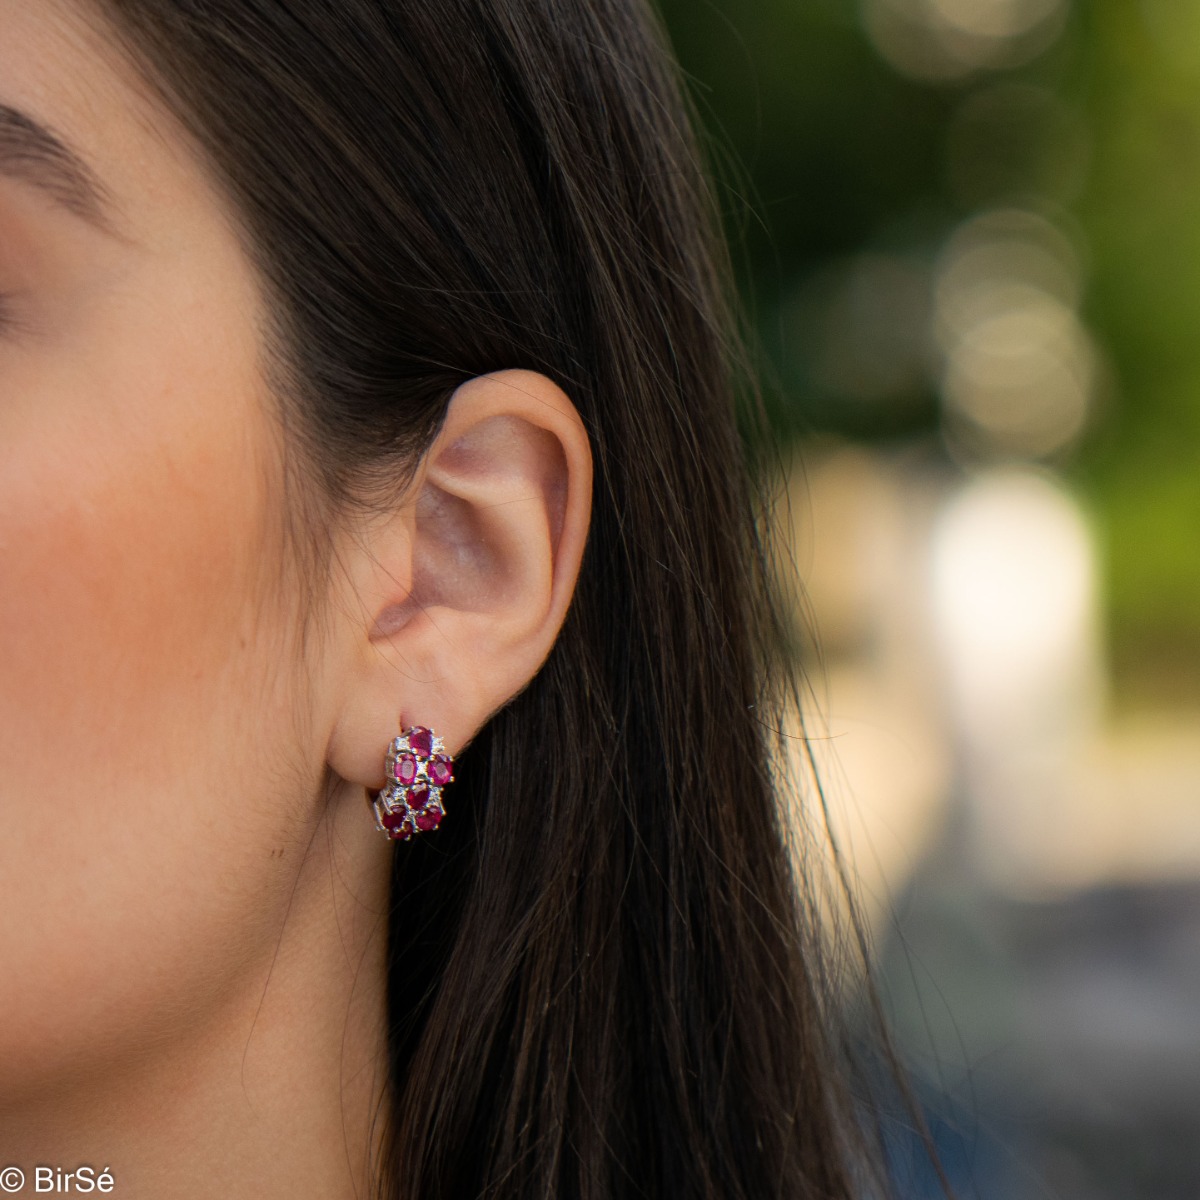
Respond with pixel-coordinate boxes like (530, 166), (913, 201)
(382, 808), (408, 832)
(428, 755), (453, 786)
(393, 752), (418, 785)
(407, 726), (433, 757)
(407, 785), (431, 811)
(415, 806), (443, 832)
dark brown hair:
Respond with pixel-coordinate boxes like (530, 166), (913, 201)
(94, 1), (909, 1195)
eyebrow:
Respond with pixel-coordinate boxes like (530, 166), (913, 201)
(0, 103), (121, 235)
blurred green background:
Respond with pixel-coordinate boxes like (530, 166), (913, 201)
(650, 4), (1200, 1195)
(656, 0), (1200, 709)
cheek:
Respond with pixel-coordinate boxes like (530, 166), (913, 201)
(2, 394), (257, 742)
(0, 295), (312, 1096)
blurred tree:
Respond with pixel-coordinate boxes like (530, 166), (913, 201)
(655, 0), (953, 438)
(654, 0), (1200, 705)
(1074, 0), (1200, 703)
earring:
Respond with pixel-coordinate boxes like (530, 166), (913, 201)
(372, 724), (454, 842)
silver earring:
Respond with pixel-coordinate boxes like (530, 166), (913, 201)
(371, 723), (454, 842)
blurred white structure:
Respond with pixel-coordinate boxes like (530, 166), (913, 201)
(779, 442), (1200, 911)
(930, 468), (1105, 889)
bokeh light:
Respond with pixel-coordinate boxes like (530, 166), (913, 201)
(933, 208), (1096, 459)
(861, 0), (1068, 81)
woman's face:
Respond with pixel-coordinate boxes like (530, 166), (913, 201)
(0, 0), (374, 1117)
(0, 2), (592, 1173)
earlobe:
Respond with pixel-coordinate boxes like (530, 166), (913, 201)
(325, 370), (591, 790)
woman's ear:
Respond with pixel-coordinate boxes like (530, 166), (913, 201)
(325, 369), (592, 789)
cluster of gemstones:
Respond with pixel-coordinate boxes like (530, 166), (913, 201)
(373, 725), (453, 842)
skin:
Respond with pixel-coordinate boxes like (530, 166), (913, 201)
(0, 2), (592, 1196)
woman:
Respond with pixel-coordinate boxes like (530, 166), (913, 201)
(0, 1), (902, 1196)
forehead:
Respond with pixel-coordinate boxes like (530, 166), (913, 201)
(0, 0), (231, 250)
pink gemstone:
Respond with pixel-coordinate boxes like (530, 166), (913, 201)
(392, 752), (417, 785)
(407, 726), (433, 757)
(381, 809), (408, 833)
(428, 755), (453, 786)
(407, 785), (430, 811)
(415, 805), (443, 832)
